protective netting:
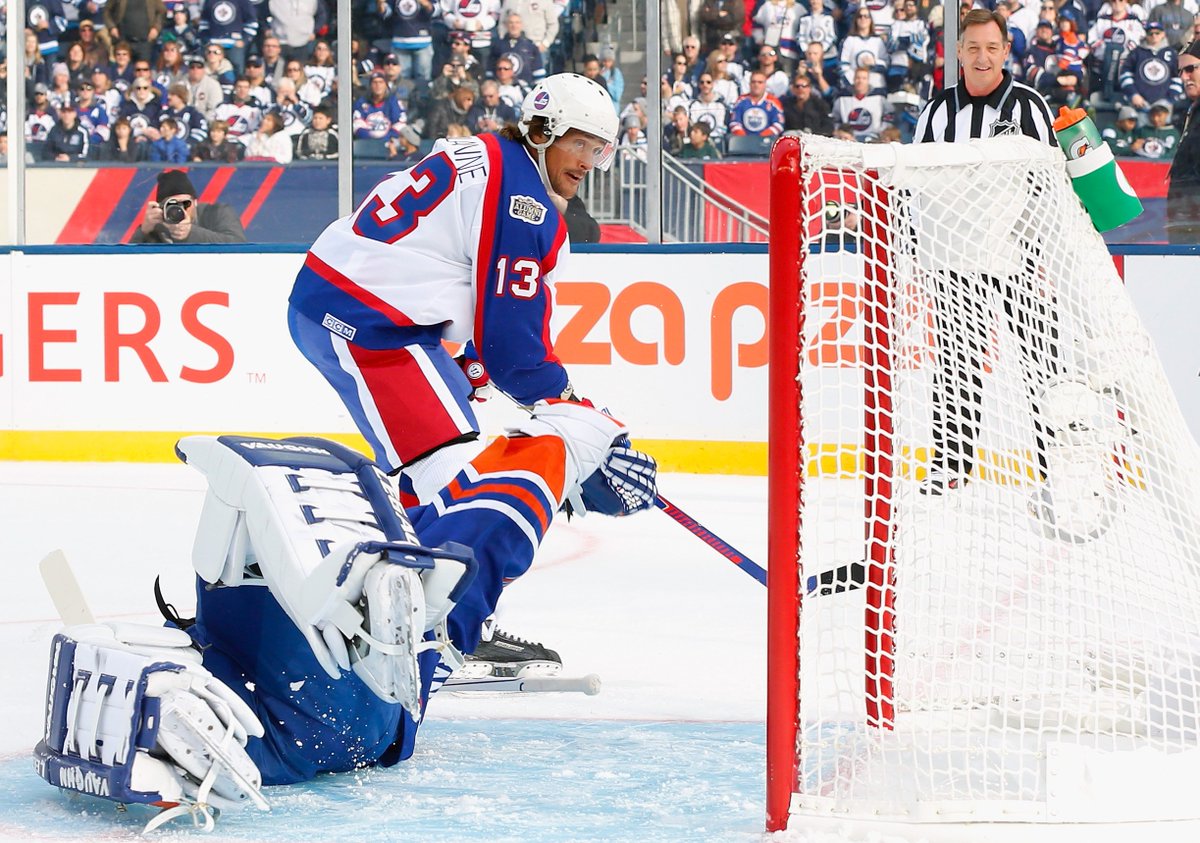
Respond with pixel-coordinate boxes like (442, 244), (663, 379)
(789, 135), (1200, 824)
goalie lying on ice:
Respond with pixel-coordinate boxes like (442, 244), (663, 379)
(34, 400), (656, 829)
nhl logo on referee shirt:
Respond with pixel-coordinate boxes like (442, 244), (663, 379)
(509, 195), (547, 224)
(989, 119), (1020, 138)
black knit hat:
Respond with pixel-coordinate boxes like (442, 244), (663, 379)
(156, 170), (197, 202)
(1185, 40), (1200, 61)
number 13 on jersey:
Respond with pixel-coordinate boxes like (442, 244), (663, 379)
(495, 256), (542, 299)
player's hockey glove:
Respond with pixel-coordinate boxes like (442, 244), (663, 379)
(575, 436), (658, 517)
(455, 344), (492, 403)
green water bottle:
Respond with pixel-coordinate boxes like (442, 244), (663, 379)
(1053, 106), (1143, 232)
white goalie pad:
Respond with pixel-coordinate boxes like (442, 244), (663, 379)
(34, 623), (268, 833)
(175, 435), (477, 712)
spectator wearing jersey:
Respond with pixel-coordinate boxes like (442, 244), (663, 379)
(101, 116), (149, 160)
(244, 55), (275, 104)
(994, 0), (1028, 63)
(1150, 0), (1195, 50)
(755, 0), (803, 71)
(833, 66), (888, 139)
(702, 49), (741, 104)
(755, 46), (791, 97)
(354, 71), (408, 139)
(796, 0), (838, 65)
(163, 7), (204, 58)
(466, 79), (519, 133)
(213, 76), (263, 139)
(492, 57), (529, 107)
(689, 71), (732, 142)
(491, 12), (545, 83)
(1023, 19), (1060, 94)
(192, 117), (246, 160)
(90, 68), (123, 123)
(149, 116), (190, 160)
(887, 0), (931, 91)
(1166, 40), (1200, 242)
(1120, 20), (1184, 113)
(46, 65), (74, 113)
(1089, 0), (1146, 101)
(199, 0), (258, 71)
(502, 0), (560, 66)
(28, 0), (72, 60)
(162, 83), (209, 147)
(153, 38), (189, 92)
(599, 47), (624, 104)
(241, 111), (293, 161)
(782, 72), (834, 133)
(1103, 104), (1140, 152)
(380, 0), (434, 81)
(1053, 11), (1090, 106)
(109, 41), (136, 93)
(842, 8), (890, 91)
(730, 70), (786, 134)
(119, 75), (162, 140)
(62, 43), (93, 88)
(105, 0), (167, 63)
(202, 43), (237, 97)
(1133, 101), (1180, 155)
(185, 53), (224, 121)
(270, 0), (326, 61)
(442, 0), (503, 65)
(74, 80), (113, 148)
(295, 106), (340, 158)
(43, 104), (90, 161)
(270, 77), (314, 138)
(699, 0), (744, 52)
(302, 40), (337, 104)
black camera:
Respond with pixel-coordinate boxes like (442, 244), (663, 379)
(163, 198), (191, 224)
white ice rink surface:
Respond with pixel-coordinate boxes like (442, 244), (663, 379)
(0, 461), (779, 842)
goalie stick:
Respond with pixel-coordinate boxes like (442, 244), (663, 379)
(39, 549), (96, 625)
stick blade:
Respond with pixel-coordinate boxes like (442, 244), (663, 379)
(39, 550), (96, 625)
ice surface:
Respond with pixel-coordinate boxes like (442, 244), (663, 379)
(0, 462), (775, 841)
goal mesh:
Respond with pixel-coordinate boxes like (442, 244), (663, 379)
(766, 134), (1200, 831)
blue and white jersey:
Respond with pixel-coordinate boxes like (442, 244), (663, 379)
(199, 0), (259, 45)
(290, 133), (571, 406)
(352, 96), (407, 139)
(78, 101), (112, 145)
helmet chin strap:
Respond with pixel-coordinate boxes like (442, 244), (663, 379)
(528, 134), (569, 214)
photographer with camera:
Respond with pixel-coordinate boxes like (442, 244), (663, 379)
(133, 169), (248, 244)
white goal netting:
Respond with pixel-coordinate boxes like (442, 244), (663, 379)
(777, 135), (1200, 828)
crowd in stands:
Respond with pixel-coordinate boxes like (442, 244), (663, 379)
(634, 0), (1197, 160)
(0, 0), (1194, 164)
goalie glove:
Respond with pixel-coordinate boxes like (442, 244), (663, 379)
(571, 437), (658, 518)
(34, 622), (268, 833)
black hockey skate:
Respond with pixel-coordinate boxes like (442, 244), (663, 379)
(456, 619), (563, 679)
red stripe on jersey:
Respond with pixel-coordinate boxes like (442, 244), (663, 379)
(304, 252), (416, 328)
(539, 218), (568, 368)
(240, 166), (284, 229)
(344, 343), (460, 464)
(58, 168), (138, 244)
(468, 435), (569, 505)
(473, 134), (505, 349)
(445, 475), (552, 535)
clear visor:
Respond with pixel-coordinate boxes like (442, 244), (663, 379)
(551, 133), (617, 171)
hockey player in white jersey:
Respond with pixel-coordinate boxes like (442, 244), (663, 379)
(35, 74), (659, 830)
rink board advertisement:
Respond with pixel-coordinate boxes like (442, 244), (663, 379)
(0, 249), (1197, 472)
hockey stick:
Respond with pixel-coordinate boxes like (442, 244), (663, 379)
(655, 495), (768, 587)
(443, 673), (602, 695)
(39, 549), (96, 625)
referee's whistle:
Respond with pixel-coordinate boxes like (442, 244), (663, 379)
(1053, 106), (1144, 233)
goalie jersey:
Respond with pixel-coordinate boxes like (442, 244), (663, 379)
(289, 133), (571, 406)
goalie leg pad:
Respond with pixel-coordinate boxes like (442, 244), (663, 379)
(35, 623), (267, 831)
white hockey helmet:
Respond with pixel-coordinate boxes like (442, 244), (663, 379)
(519, 73), (619, 171)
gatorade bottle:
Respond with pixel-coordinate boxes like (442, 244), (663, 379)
(1053, 106), (1143, 232)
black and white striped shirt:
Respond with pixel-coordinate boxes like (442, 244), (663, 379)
(914, 70), (1058, 146)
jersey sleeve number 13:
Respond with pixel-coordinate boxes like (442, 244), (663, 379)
(352, 153), (456, 244)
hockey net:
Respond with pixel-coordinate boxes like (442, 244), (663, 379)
(766, 134), (1200, 837)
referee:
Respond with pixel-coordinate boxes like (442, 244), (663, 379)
(912, 9), (1060, 495)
